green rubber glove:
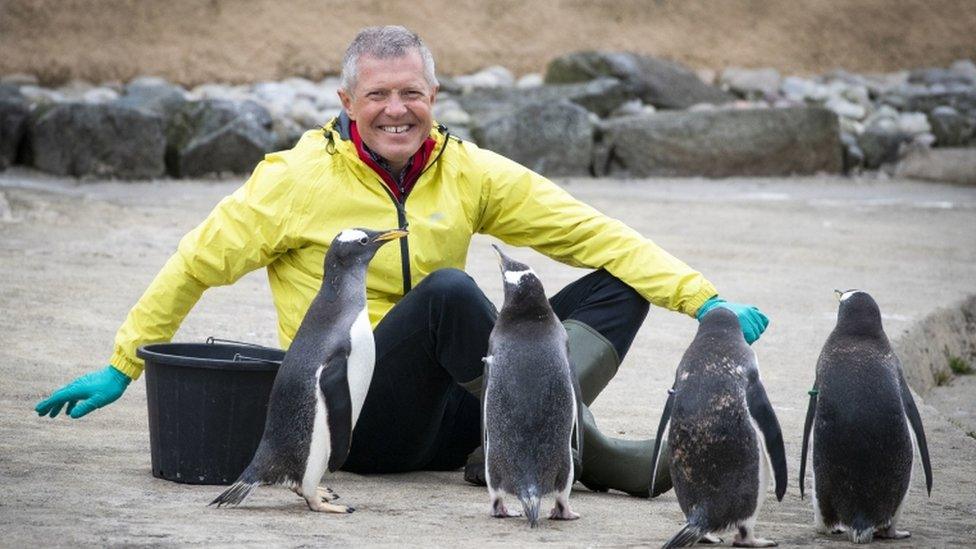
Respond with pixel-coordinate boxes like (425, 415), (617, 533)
(696, 296), (769, 344)
(35, 365), (131, 419)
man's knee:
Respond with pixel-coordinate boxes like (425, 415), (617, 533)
(414, 268), (485, 303)
(593, 270), (650, 321)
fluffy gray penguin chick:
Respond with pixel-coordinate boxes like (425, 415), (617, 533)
(483, 244), (583, 528)
(210, 227), (407, 513)
(800, 289), (932, 544)
(655, 307), (787, 548)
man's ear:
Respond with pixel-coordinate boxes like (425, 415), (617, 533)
(430, 85), (439, 108)
(338, 88), (355, 119)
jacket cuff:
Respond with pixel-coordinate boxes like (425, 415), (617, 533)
(683, 282), (719, 318)
(109, 348), (144, 380)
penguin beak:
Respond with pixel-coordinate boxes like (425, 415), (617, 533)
(372, 229), (408, 242)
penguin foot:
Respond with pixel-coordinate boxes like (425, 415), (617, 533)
(305, 497), (354, 514)
(700, 533), (724, 544)
(732, 538), (777, 548)
(490, 500), (522, 518)
(874, 527), (910, 540)
(317, 486), (340, 502)
(548, 502), (580, 521)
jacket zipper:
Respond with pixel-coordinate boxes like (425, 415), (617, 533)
(371, 126), (452, 296)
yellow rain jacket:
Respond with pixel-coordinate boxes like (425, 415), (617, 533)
(110, 115), (718, 379)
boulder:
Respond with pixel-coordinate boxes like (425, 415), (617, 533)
(719, 67), (781, 99)
(544, 51), (733, 109)
(928, 106), (975, 146)
(117, 80), (188, 119)
(460, 77), (635, 119)
(599, 107), (842, 177)
(882, 87), (976, 117)
(858, 129), (907, 169)
(1, 85), (31, 169)
(894, 147), (976, 185)
(29, 102), (166, 178)
(470, 100), (593, 177)
(166, 99), (276, 178)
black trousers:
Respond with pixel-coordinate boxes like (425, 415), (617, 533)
(342, 268), (649, 473)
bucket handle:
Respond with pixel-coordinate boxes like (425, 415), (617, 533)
(206, 336), (279, 351)
(232, 353), (283, 366)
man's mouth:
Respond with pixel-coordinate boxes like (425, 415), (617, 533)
(379, 125), (412, 134)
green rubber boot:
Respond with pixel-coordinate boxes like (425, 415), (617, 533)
(564, 320), (671, 498)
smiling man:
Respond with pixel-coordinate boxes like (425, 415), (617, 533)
(36, 26), (768, 498)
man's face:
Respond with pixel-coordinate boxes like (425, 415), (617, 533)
(338, 50), (437, 172)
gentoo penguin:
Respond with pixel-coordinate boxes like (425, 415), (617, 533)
(800, 290), (932, 543)
(211, 227), (407, 513)
(651, 307), (787, 548)
(483, 245), (584, 528)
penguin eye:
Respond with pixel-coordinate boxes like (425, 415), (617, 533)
(358, 236), (370, 245)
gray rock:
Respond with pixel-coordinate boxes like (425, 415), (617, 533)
(117, 81), (188, 119)
(882, 87), (976, 117)
(909, 66), (975, 87)
(82, 88), (120, 103)
(271, 117), (306, 151)
(453, 66), (515, 91)
(858, 128), (908, 170)
(1, 85), (31, 169)
(928, 106), (975, 146)
(432, 99), (471, 127)
(894, 147), (976, 185)
(950, 60), (976, 83)
(544, 51), (733, 109)
(840, 132), (864, 173)
(720, 67), (781, 99)
(29, 102), (166, 178)
(825, 96), (867, 120)
(459, 77), (636, 119)
(897, 112), (932, 136)
(516, 73), (544, 88)
(166, 99), (275, 177)
(470, 100), (593, 177)
(599, 107), (842, 177)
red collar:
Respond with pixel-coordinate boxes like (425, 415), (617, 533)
(350, 121), (436, 201)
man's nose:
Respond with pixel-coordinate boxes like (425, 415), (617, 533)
(384, 94), (408, 116)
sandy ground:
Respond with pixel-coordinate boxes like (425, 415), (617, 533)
(1, 169), (975, 547)
(2, 0), (976, 86)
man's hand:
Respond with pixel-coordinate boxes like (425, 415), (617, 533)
(696, 296), (769, 344)
(35, 366), (131, 419)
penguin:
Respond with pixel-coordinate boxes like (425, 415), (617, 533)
(210, 227), (407, 513)
(483, 245), (584, 528)
(799, 289), (933, 543)
(651, 307), (787, 548)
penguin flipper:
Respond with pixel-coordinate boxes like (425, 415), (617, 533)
(650, 386), (675, 496)
(745, 369), (788, 501)
(799, 384), (818, 499)
(897, 367), (933, 495)
(320, 354), (353, 472)
(481, 355), (492, 449)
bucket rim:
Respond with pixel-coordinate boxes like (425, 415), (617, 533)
(137, 342), (283, 372)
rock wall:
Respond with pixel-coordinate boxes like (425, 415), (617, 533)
(894, 294), (976, 395)
(2, 0), (976, 86)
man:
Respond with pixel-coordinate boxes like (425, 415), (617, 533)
(35, 26), (768, 497)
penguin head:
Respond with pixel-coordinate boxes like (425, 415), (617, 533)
(327, 228), (408, 269)
(833, 289), (884, 336)
(492, 244), (549, 313)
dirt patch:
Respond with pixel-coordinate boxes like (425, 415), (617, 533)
(2, 0), (976, 86)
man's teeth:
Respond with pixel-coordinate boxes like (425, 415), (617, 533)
(380, 125), (410, 134)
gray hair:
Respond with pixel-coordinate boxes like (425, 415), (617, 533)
(340, 26), (438, 93)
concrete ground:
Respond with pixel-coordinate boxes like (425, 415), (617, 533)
(1, 168), (974, 547)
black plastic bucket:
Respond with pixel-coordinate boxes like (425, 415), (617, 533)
(137, 340), (284, 485)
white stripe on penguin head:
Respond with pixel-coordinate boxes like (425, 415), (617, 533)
(337, 229), (368, 242)
(503, 268), (535, 285)
(839, 289), (862, 302)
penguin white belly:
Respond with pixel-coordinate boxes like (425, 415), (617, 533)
(346, 307), (375, 427)
(303, 364), (332, 496)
